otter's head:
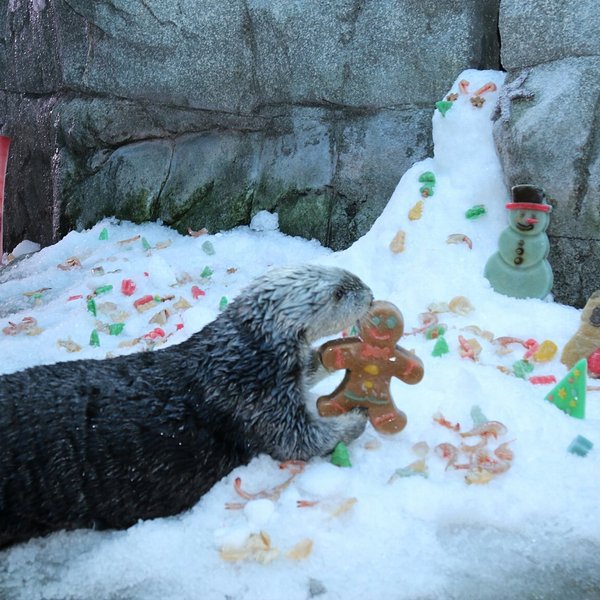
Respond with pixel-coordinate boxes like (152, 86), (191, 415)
(232, 265), (374, 343)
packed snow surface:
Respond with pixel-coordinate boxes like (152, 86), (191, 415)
(0, 70), (598, 600)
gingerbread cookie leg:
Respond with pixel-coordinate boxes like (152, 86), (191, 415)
(368, 404), (407, 435)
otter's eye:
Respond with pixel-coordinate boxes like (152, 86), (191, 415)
(333, 288), (345, 302)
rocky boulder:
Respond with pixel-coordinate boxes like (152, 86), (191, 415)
(493, 0), (600, 307)
(0, 0), (500, 253)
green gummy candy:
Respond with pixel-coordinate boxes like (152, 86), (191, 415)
(435, 101), (454, 116)
(87, 298), (97, 317)
(202, 241), (215, 256)
(470, 405), (489, 426)
(420, 183), (435, 197)
(94, 284), (113, 296)
(219, 296), (228, 311)
(331, 442), (352, 467)
(142, 237), (152, 250)
(513, 359), (534, 379)
(418, 171), (436, 183)
(98, 228), (109, 240)
(568, 435), (593, 457)
(109, 322), (125, 335)
(425, 325), (446, 339)
(465, 204), (486, 219)
(89, 329), (100, 347)
(200, 266), (213, 278)
(432, 336), (449, 357)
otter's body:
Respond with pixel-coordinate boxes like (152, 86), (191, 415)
(0, 265), (372, 548)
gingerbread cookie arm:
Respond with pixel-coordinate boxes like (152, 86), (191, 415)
(319, 337), (362, 372)
(392, 347), (424, 384)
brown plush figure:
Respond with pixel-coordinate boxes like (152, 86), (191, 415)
(561, 290), (600, 369)
(317, 300), (424, 434)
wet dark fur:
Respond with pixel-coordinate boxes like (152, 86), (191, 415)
(0, 265), (372, 548)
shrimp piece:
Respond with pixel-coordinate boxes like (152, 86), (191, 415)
(465, 468), (495, 485)
(460, 421), (507, 440)
(433, 412), (460, 432)
(435, 443), (468, 470)
(494, 441), (514, 463)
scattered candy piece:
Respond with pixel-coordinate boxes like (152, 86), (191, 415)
(227, 267), (237, 274)
(446, 92), (458, 102)
(458, 335), (481, 361)
(98, 228), (109, 240)
(529, 375), (557, 385)
(331, 442), (351, 468)
(143, 327), (166, 340)
(57, 339), (82, 353)
(587, 348), (600, 378)
(94, 284), (113, 296)
(532, 340), (558, 362)
(419, 183), (435, 197)
(458, 79), (470, 94)
(544, 358), (587, 419)
(68, 294), (83, 301)
(108, 323), (125, 336)
(188, 227), (208, 237)
(286, 539), (313, 561)
(465, 204), (486, 219)
(121, 279), (137, 296)
(97, 302), (118, 315)
(433, 412), (460, 432)
(176, 323), (184, 331)
(141, 237), (152, 251)
(117, 234), (141, 246)
(2, 317), (43, 336)
(568, 435), (593, 457)
(425, 324), (446, 339)
(200, 266), (213, 278)
(202, 240), (215, 256)
(155, 240), (171, 250)
(219, 296), (228, 311)
(191, 286), (206, 299)
(449, 296), (474, 315)
(89, 329), (100, 347)
(133, 295), (156, 312)
(408, 200), (424, 221)
(174, 297), (192, 310)
(87, 298), (97, 317)
(91, 266), (105, 277)
(388, 458), (428, 482)
(150, 309), (171, 325)
(523, 338), (540, 360)
(389, 230), (406, 254)
(432, 335), (449, 357)
(220, 531), (279, 564)
(470, 95), (485, 108)
(57, 257), (82, 270)
(435, 100), (454, 116)
(473, 81), (497, 95)
(513, 359), (534, 379)
(446, 233), (473, 249)
(470, 405), (489, 426)
(418, 171), (436, 183)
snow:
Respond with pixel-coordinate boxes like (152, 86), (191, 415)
(1, 69), (599, 599)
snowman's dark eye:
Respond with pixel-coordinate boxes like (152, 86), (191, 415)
(519, 212), (525, 218)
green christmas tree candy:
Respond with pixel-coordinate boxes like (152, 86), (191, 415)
(435, 101), (453, 116)
(432, 336), (449, 357)
(89, 329), (100, 347)
(98, 227), (109, 240)
(544, 358), (587, 419)
(331, 442), (352, 467)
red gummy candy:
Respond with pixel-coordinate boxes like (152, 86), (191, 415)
(144, 327), (165, 340)
(67, 295), (83, 301)
(134, 295), (154, 309)
(121, 279), (137, 296)
(191, 286), (206, 299)
(529, 375), (557, 385)
(176, 323), (184, 331)
(588, 348), (600, 376)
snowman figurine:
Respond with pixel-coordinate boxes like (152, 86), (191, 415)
(484, 184), (553, 299)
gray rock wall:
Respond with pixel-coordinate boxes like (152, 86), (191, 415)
(0, 0), (500, 252)
(494, 0), (600, 307)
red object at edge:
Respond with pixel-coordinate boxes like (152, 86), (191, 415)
(0, 136), (12, 260)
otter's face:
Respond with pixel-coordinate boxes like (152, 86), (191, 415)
(241, 265), (373, 343)
(509, 209), (549, 235)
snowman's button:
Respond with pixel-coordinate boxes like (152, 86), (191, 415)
(514, 256), (523, 265)
(518, 240), (525, 246)
(516, 248), (524, 255)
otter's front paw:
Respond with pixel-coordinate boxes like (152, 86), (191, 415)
(328, 409), (367, 445)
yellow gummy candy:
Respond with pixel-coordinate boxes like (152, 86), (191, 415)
(389, 230), (406, 253)
(533, 340), (558, 362)
(408, 200), (424, 221)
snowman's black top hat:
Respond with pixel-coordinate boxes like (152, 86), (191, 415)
(505, 184), (552, 213)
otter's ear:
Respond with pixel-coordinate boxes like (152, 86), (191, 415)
(297, 327), (307, 341)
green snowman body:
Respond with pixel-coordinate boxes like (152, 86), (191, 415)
(484, 185), (553, 299)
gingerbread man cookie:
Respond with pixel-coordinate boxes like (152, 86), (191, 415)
(317, 300), (424, 434)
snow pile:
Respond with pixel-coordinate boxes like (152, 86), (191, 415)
(0, 70), (598, 600)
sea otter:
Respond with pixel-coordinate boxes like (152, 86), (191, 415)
(0, 264), (373, 548)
